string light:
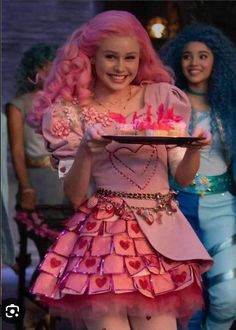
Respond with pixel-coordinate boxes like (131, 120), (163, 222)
(147, 16), (168, 39)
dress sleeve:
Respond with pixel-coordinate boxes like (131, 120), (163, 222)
(41, 100), (83, 177)
(151, 82), (192, 177)
(156, 82), (191, 131)
(165, 84), (191, 177)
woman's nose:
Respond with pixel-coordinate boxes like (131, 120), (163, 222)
(114, 59), (125, 72)
(190, 56), (198, 65)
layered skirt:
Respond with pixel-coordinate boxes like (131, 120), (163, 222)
(31, 193), (205, 324)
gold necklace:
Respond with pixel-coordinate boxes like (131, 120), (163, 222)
(93, 86), (132, 112)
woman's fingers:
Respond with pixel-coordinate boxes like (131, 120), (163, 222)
(83, 124), (112, 152)
(192, 127), (212, 146)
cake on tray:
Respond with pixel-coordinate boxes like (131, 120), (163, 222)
(114, 104), (186, 137)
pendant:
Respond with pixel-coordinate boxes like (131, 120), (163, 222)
(136, 209), (155, 225)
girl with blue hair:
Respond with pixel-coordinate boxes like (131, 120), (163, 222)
(161, 23), (236, 330)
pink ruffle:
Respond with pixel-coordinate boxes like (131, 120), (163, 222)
(42, 284), (203, 328)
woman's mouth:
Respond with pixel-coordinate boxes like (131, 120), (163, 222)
(108, 74), (128, 82)
(188, 69), (202, 76)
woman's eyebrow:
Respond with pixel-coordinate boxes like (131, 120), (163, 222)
(103, 50), (139, 55)
(183, 50), (210, 55)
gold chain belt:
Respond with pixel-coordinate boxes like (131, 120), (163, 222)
(96, 188), (178, 225)
(97, 188), (175, 201)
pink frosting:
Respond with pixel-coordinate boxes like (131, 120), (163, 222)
(133, 103), (186, 132)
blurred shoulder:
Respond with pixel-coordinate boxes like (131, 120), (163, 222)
(6, 92), (35, 115)
(144, 82), (191, 125)
(146, 82), (189, 104)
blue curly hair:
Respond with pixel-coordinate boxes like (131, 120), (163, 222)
(15, 43), (58, 95)
(160, 23), (236, 184)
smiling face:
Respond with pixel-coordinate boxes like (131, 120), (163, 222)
(93, 36), (140, 94)
(181, 41), (214, 91)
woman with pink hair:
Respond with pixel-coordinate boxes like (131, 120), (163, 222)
(30, 11), (212, 330)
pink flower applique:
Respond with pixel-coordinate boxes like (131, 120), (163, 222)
(157, 104), (183, 124)
(81, 106), (114, 127)
(52, 119), (71, 137)
(15, 211), (59, 239)
(109, 112), (126, 124)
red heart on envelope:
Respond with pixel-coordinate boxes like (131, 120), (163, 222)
(96, 277), (107, 288)
(50, 257), (62, 268)
(85, 258), (96, 268)
(119, 240), (130, 250)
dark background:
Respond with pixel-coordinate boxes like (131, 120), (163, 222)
(3, 0), (236, 106)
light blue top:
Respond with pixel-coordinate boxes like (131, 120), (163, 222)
(190, 109), (228, 176)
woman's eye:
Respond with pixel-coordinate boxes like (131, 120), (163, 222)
(105, 54), (115, 59)
(200, 54), (207, 60)
(182, 54), (191, 60)
(126, 56), (136, 60)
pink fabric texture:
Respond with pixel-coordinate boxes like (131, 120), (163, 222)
(32, 83), (213, 320)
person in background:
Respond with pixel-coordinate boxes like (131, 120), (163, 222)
(6, 43), (74, 330)
(160, 23), (236, 330)
(29, 11), (212, 330)
(1, 111), (15, 267)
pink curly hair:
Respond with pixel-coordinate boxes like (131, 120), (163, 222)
(30, 10), (173, 126)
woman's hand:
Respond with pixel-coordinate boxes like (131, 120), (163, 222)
(189, 127), (212, 149)
(20, 189), (37, 211)
(175, 128), (212, 187)
(81, 124), (112, 153)
(63, 123), (111, 207)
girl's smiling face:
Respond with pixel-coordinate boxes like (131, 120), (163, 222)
(93, 36), (140, 93)
(181, 41), (214, 90)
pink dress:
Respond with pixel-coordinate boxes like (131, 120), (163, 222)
(31, 83), (213, 323)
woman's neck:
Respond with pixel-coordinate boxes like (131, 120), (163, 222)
(185, 83), (209, 111)
(186, 92), (210, 112)
(91, 84), (144, 116)
(187, 82), (208, 95)
(186, 86), (207, 97)
(93, 84), (132, 104)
